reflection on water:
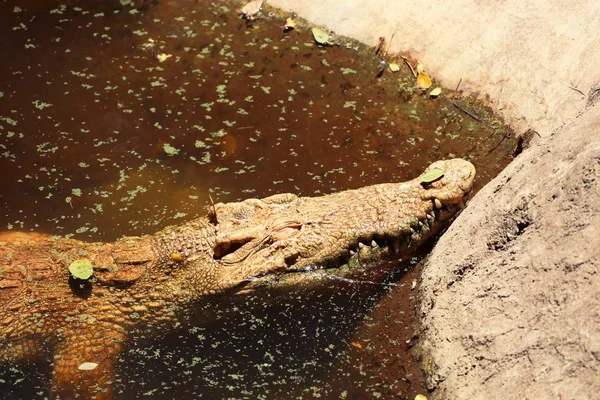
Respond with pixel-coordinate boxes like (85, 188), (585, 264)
(0, 0), (515, 398)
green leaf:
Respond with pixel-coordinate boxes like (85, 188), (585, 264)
(429, 87), (442, 97)
(69, 258), (94, 280)
(420, 168), (444, 183)
(311, 28), (330, 45)
(389, 63), (400, 72)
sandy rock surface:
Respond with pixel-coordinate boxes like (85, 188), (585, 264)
(419, 108), (600, 399)
(268, 0), (600, 398)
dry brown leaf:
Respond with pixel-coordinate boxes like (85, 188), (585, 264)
(417, 71), (432, 89)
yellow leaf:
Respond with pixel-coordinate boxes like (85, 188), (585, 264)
(389, 63), (400, 72)
(417, 71), (432, 89)
(285, 17), (296, 30)
(171, 253), (184, 262)
(350, 341), (363, 349)
(415, 395), (428, 400)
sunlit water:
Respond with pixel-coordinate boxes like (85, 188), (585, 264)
(0, 0), (515, 398)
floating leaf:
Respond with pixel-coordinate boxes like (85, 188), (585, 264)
(388, 63), (400, 72)
(415, 395), (428, 400)
(284, 17), (296, 30)
(417, 71), (432, 89)
(416, 64), (424, 74)
(78, 362), (98, 371)
(420, 168), (444, 183)
(350, 341), (363, 349)
(163, 143), (179, 156)
(171, 253), (184, 262)
(69, 258), (94, 280)
(156, 53), (172, 63)
(311, 28), (330, 45)
(429, 87), (442, 97)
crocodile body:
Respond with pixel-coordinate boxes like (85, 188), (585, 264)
(0, 159), (475, 399)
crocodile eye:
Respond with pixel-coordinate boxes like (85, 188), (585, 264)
(213, 239), (250, 259)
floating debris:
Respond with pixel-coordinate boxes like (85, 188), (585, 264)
(389, 63), (400, 72)
(429, 87), (442, 97)
(140, 38), (155, 51)
(311, 27), (331, 45)
(284, 17), (296, 31)
(156, 53), (173, 63)
(417, 71), (432, 89)
(163, 143), (180, 156)
(78, 362), (99, 371)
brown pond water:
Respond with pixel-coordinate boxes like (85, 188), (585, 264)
(0, 0), (515, 398)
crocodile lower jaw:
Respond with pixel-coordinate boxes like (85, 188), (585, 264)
(234, 201), (465, 294)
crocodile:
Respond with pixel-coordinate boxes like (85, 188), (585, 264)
(0, 158), (475, 399)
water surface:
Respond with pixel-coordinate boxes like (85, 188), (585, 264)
(0, 0), (515, 398)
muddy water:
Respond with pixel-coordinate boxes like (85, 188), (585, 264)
(0, 0), (515, 398)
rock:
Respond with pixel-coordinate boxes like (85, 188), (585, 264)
(418, 108), (600, 399)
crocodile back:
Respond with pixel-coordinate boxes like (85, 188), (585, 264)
(0, 232), (68, 307)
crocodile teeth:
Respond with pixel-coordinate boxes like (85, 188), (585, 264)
(371, 240), (378, 248)
(349, 249), (356, 256)
(434, 198), (443, 209)
(393, 239), (400, 254)
(400, 236), (410, 251)
(427, 213), (435, 224)
(358, 245), (372, 261)
(358, 242), (366, 249)
(404, 236), (410, 250)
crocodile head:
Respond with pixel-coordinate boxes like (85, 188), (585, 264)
(207, 158), (475, 292)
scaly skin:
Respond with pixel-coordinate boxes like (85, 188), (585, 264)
(0, 159), (475, 399)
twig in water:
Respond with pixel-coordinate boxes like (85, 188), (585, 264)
(453, 78), (463, 100)
(401, 56), (417, 78)
(453, 101), (482, 122)
(486, 130), (511, 155)
(208, 193), (218, 224)
(385, 32), (395, 58)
